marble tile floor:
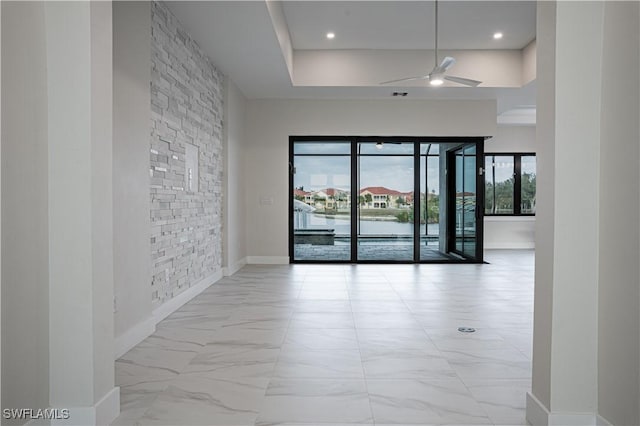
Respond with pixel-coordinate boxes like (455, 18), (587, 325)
(114, 250), (533, 426)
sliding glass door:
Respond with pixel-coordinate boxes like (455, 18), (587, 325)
(357, 142), (415, 261)
(291, 141), (351, 261)
(290, 137), (484, 263)
(448, 144), (482, 260)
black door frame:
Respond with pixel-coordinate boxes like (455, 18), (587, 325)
(289, 136), (486, 264)
(445, 142), (485, 261)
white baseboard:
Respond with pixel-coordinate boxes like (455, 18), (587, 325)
(596, 414), (613, 426)
(29, 387), (120, 426)
(94, 387), (120, 426)
(152, 270), (223, 324)
(246, 256), (289, 265)
(526, 392), (550, 425)
(223, 257), (247, 276)
(526, 392), (604, 426)
(114, 316), (156, 359)
(549, 413), (598, 426)
(114, 270), (223, 361)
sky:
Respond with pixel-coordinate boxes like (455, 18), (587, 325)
(294, 154), (441, 194)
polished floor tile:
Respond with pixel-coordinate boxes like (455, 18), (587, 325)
(114, 250), (533, 425)
(367, 379), (492, 424)
(255, 379), (373, 425)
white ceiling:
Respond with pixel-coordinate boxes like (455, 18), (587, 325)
(166, 1), (537, 120)
(283, 1), (536, 50)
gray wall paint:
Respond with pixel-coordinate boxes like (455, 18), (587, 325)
(223, 79), (248, 272)
(531, 0), (555, 411)
(245, 99), (496, 258)
(2, 2), (116, 420)
(113, 1), (153, 344)
(530, 2), (640, 422)
(150, 2), (223, 306)
(484, 125), (536, 249)
(1, 2), (50, 421)
(597, 2), (640, 424)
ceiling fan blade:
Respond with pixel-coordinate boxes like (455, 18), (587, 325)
(379, 75), (430, 85)
(434, 56), (456, 73)
(444, 75), (482, 87)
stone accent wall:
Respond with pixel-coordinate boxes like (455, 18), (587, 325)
(150, 1), (223, 307)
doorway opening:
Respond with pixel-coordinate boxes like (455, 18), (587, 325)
(289, 137), (485, 263)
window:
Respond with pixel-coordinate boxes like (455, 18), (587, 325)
(485, 153), (536, 215)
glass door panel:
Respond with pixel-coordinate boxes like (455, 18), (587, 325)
(449, 144), (480, 260)
(292, 142), (351, 261)
(455, 151), (464, 253)
(419, 143), (452, 261)
(462, 145), (477, 258)
(357, 142), (414, 261)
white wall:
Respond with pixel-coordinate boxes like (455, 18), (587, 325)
(223, 79), (248, 274)
(45, 2), (117, 419)
(597, 2), (640, 424)
(522, 39), (537, 85)
(113, 1), (154, 358)
(1, 3), (50, 421)
(245, 99), (496, 260)
(530, 1), (555, 414)
(484, 125), (536, 249)
(2, 2), (118, 423)
(529, 2), (640, 424)
(294, 49), (523, 88)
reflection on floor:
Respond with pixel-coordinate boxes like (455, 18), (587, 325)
(295, 243), (458, 261)
(114, 250), (533, 425)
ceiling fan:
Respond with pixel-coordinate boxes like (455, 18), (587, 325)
(380, 0), (482, 87)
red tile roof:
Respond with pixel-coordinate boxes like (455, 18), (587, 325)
(360, 186), (406, 196)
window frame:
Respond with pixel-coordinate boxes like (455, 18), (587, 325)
(484, 152), (536, 216)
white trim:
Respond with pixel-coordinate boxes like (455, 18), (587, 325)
(596, 414), (613, 426)
(27, 387), (120, 426)
(223, 257), (247, 276)
(526, 392), (603, 426)
(549, 413), (598, 426)
(114, 271), (223, 361)
(94, 387), (120, 426)
(114, 316), (155, 359)
(152, 270), (222, 324)
(484, 242), (535, 249)
(526, 392), (550, 426)
(247, 256), (289, 265)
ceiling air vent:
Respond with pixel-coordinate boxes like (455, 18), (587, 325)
(392, 92), (408, 97)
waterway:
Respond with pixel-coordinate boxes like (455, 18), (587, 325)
(300, 213), (440, 235)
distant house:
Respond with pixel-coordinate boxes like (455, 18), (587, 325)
(294, 188), (314, 205)
(359, 186), (412, 209)
(314, 188), (350, 210)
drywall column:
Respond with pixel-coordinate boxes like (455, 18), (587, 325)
(45, 2), (118, 424)
(597, 3), (640, 425)
(528, 2), (640, 423)
(1, 2), (51, 423)
(549, 1), (602, 415)
(529, 1), (555, 415)
(528, 1), (603, 422)
(113, 1), (154, 359)
(222, 78), (248, 275)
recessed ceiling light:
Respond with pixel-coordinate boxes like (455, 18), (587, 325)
(493, 32), (503, 40)
(326, 32), (335, 39)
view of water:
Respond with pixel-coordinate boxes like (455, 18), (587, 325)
(296, 213), (440, 235)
